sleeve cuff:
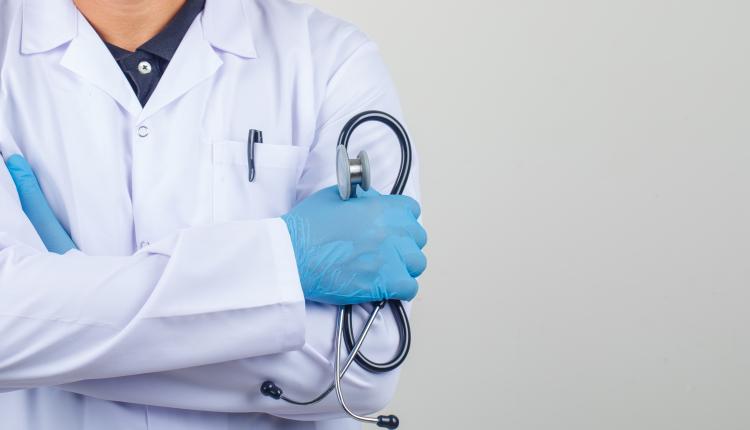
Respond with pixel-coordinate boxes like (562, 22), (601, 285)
(120, 218), (307, 368)
(267, 217), (307, 351)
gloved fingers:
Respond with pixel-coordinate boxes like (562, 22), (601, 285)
(5, 155), (77, 255)
(385, 273), (419, 302)
(385, 194), (421, 219)
(399, 239), (427, 277)
(403, 220), (428, 249)
(6, 154), (41, 192)
(378, 242), (422, 301)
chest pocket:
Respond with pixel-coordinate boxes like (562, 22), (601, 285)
(211, 140), (309, 222)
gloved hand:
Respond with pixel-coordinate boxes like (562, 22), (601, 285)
(5, 154), (76, 254)
(282, 186), (427, 305)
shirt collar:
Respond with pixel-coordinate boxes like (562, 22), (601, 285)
(21, 0), (258, 59)
(105, 43), (131, 62)
(137, 0), (205, 61)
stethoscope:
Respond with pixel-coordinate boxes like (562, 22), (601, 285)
(261, 111), (414, 429)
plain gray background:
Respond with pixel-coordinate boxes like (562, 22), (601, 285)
(306, 1), (749, 429)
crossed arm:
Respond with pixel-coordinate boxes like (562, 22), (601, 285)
(0, 133), (416, 420)
(0, 37), (421, 419)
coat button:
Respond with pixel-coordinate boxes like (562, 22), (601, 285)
(137, 126), (149, 137)
(139, 241), (151, 249)
(138, 61), (153, 75)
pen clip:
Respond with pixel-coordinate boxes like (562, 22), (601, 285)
(248, 129), (263, 182)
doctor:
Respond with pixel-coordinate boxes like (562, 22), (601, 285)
(0, 0), (426, 429)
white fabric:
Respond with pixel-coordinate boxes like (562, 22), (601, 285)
(0, 0), (421, 428)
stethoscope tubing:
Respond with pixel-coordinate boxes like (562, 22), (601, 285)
(338, 111), (413, 373)
(274, 304), (383, 406)
(335, 306), (381, 426)
(261, 110), (414, 429)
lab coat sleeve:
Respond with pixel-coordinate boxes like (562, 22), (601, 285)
(0, 149), (306, 388)
(58, 17), (423, 420)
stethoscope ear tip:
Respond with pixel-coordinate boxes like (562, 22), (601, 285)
(377, 415), (399, 429)
(260, 381), (283, 400)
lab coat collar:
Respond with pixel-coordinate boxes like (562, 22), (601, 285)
(202, 0), (258, 59)
(139, 15), (223, 120)
(21, 0), (78, 54)
(21, 0), (255, 118)
(59, 13), (143, 115)
(22, 0), (258, 59)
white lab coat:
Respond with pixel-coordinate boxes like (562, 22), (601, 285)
(0, 0), (420, 428)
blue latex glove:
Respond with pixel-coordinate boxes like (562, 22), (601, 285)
(5, 154), (76, 254)
(282, 186), (427, 305)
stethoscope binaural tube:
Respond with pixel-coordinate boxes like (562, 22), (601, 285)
(335, 306), (399, 429)
(261, 111), (414, 429)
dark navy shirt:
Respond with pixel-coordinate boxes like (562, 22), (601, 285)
(105, 0), (205, 106)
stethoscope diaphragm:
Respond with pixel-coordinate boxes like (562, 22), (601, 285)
(337, 145), (371, 200)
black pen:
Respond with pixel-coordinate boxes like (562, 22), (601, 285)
(247, 129), (263, 182)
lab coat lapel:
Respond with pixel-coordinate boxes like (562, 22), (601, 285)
(20, 0), (77, 54)
(59, 13), (142, 116)
(138, 18), (223, 122)
(202, 0), (258, 59)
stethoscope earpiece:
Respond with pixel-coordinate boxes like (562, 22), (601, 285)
(377, 415), (400, 429)
(260, 381), (283, 400)
(337, 145), (371, 200)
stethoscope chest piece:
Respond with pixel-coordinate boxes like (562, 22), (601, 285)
(337, 145), (371, 200)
